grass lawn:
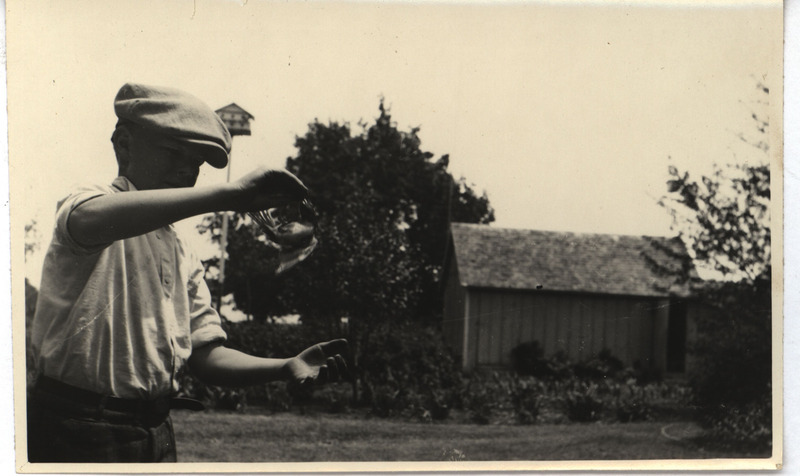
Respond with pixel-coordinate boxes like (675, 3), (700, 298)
(171, 410), (769, 463)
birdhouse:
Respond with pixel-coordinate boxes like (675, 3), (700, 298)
(215, 103), (254, 136)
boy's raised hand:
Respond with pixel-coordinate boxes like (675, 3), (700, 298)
(230, 166), (309, 212)
(284, 339), (350, 387)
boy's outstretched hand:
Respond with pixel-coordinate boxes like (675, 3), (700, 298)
(230, 167), (309, 212)
(284, 339), (350, 388)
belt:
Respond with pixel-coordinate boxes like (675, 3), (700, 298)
(34, 376), (205, 416)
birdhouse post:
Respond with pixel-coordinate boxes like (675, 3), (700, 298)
(214, 104), (255, 312)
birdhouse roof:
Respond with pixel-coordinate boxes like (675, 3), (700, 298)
(215, 103), (255, 119)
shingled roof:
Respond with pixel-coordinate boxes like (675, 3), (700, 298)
(449, 223), (695, 298)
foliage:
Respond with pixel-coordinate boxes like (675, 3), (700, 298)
(502, 347), (695, 424)
(661, 161), (770, 281)
(562, 382), (604, 422)
(284, 101), (494, 326)
(507, 377), (545, 424)
(657, 81), (772, 451)
(572, 348), (625, 381)
(25, 279), (38, 389)
(460, 375), (502, 424)
(219, 317), (336, 359)
(511, 342), (641, 383)
(697, 399), (772, 452)
(197, 101), (494, 404)
(199, 101), (493, 330)
(25, 220), (41, 260)
(613, 384), (656, 423)
(179, 319), (463, 419)
(509, 341), (548, 377)
(355, 321), (463, 420)
(182, 325), (694, 427)
(197, 213), (298, 322)
(687, 279), (771, 409)
(658, 82), (771, 283)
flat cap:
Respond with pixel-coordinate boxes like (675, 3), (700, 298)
(114, 83), (232, 168)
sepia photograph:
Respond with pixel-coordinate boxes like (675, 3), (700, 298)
(6, 0), (783, 472)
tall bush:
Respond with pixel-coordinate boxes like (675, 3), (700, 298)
(357, 321), (462, 419)
(657, 82), (773, 452)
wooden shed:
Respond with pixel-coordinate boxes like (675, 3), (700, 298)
(442, 223), (705, 375)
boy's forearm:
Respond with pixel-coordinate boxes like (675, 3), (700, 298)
(188, 344), (290, 388)
(69, 184), (239, 246)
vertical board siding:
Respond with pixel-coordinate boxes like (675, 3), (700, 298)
(442, 260), (466, 356)
(542, 294), (553, 356)
(475, 293), (488, 366)
(519, 293), (533, 349)
(493, 293), (505, 364)
(466, 291), (480, 369)
(465, 289), (663, 369)
(555, 297), (569, 354)
(653, 298), (670, 371)
(532, 294), (545, 348)
(569, 298), (582, 360)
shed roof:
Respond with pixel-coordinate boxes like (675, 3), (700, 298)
(449, 223), (695, 297)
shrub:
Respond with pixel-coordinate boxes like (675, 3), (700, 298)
(262, 382), (294, 412)
(176, 373), (248, 412)
(511, 342), (576, 380)
(311, 383), (352, 414)
(613, 383), (653, 422)
(699, 398), (772, 453)
(462, 374), (501, 424)
(221, 319), (337, 360)
(510, 341), (550, 377)
(510, 378), (544, 424)
(425, 388), (452, 421)
(356, 322), (463, 416)
(630, 360), (663, 385)
(561, 382), (604, 422)
(687, 278), (772, 451)
(369, 384), (404, 418)
(573, 349), (624, 381)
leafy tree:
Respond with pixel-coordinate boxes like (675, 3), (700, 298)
(200, 101), (494, 401)
(284, 101), (494, 326)
(659, 82), (770, 284)
(198, 213), (295, 322)
(658, 82), (772, 451)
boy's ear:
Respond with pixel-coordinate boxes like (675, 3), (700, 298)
(112, 124), (134, 171)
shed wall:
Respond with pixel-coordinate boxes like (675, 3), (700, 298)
(465, 289), (664, 370)
(442, 258), (466, 363)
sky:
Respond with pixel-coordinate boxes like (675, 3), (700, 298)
(6, 0), (782, 287)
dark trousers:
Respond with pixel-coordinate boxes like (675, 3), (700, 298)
(27, 379), (178, 463)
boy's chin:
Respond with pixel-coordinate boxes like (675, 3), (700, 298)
(162, 181), (196, 189)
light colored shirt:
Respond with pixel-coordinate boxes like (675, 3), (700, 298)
(31, 176), (227, 399)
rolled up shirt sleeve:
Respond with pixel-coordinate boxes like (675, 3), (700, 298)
(54, 188), (113, 256)
(186, 251), (227, 350)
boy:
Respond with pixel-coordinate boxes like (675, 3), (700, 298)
(27, 83), (348, 463)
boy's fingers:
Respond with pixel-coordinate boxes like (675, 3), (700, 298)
(317, 365), (329, 384)
(334, 354), (351, 381)
(320, 339), (349, 357)
(325, 356), (340, 381)
(262, 170), (308, 197)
